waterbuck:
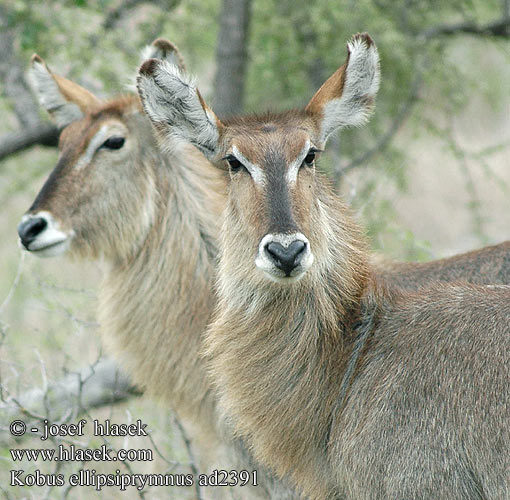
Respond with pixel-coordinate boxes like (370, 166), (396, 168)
(17, 40), (295, 500)
(137, 33), (510, 499)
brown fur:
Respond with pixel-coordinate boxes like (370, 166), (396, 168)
(24, 56), (296, 499)
(140, 35), (510, 499)
(205, 124), (510, 498)
(52, 73), (100, 110)
(26, 38), (510, 500)
(206, 177), (369, 499)
(374, 241), (510, 290)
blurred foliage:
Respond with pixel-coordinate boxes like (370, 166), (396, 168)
(2, 0), (509, 259)
(247, 0), (509, 258)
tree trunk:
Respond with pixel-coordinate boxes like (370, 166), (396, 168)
(0, 5), (41, 129)
(213, 0), (252, 118)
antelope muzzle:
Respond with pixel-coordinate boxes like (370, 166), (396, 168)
(18, 211), (72, 258)
(255, 232), (314, 282)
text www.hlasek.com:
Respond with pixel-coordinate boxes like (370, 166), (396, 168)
(11, 444), (151, 463)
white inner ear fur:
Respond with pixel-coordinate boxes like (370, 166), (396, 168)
(320, 37), (380, 141)
(231, 146), (265, 185)
(29, 61), (83, 128)
(137, 61), (219, 158)
(141, 45), (181, 69)
(127, 44), (185, 92)
(286, 140), (311, 184)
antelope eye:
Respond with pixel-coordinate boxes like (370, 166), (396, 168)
(303, 151), (316, 166)
(101, 136), (125, 150)
(225, 155), (244, 172)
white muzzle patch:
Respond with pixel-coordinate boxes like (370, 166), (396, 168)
(18, 211), (73, 258)
(255, 232), (314, 283)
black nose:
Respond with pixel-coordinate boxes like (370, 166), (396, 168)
(265, 240), (306, 275)
(18, 217), (47, 249)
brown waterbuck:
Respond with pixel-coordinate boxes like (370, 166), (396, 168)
(137, 33), (510, 499)
(18, 40), (296, 500)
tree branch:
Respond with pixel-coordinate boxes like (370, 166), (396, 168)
(0, 122), (59, 162)
(419, 17), (510, 40)
(173, 416), (204, 500)
(0, 357), (139, 446)
(102, 0), (180, 30)
(333, 14), (509, 182)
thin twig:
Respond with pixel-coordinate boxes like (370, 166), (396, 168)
(173, 416), (204, 500)
(0, 252), (25, 316)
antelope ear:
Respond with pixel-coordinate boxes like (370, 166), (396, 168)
(305, 33), (380, 144)
(29, 54), (101, 128)
(137, 58), (222, 159)
(141, 38), (187, 72)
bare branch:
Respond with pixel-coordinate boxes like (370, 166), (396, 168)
(0, 122), (59, 162)
(173, 416), (204, 500)
(419, 17), (510, 40)
(102, 0), (180, 31)
(102, 0), (147, 30)
(333, 13), (509, 182)
(0, 358), (140, 446)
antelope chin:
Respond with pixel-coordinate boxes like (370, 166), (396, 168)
(258, 266), (309, 284)
(25, 236), (71, 258)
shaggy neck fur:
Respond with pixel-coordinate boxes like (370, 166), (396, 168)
(85, 111), (295, 499)
(97, 133), (223, 426)
(205, 174), (371, 499)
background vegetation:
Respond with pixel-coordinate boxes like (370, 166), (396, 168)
(0, 0), (509, 498)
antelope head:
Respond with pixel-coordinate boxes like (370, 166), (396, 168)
(18, 39), (185, 260)
(138, 33), (379, 284)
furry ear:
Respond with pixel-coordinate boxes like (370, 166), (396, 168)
(137, 58), (222, 159)
(305, 33), (380, 144)
(141, 38), (187, 72)
(29, 54), (101, 128)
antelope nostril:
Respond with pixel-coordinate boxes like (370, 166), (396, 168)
(265, 240), (306, 274)
(18, 217), (48, 248)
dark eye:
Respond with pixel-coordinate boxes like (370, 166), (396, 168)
(303, 150), (316, 167)
(224, 155), (244, 172)
(101, 136), (125, 150)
